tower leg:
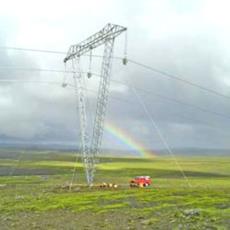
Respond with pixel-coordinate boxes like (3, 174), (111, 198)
(72, 58), (91, 185)
(89, 38), (115, 184)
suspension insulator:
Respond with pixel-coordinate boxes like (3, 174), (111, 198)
(62, 83), (67, 88)
(87, 72), (92, 78)
(122, 57), (128, 65)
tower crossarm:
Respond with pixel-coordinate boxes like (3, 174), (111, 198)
(64, 23), (126, 63)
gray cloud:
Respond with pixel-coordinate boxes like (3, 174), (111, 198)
(1, 0), (230, 151)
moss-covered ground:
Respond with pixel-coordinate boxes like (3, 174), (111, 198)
(0, 149), (229, 229)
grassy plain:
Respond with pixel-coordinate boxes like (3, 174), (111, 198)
(0, 149), (229, 229)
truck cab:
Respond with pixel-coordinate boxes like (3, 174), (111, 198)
(130, 176), (152, 187)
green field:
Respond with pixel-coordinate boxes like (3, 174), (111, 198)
(0, 149), (229, 229)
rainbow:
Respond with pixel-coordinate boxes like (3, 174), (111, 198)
(104, 122), (155, 158)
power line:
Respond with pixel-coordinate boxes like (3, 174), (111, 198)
(0, 46), (66, 54)
(0, 46), (106, 59)
(0, 66), (73, 73)
(1, 46), (229, 101)
(75, 82), (230, 140)
(0, 67), (105, 77)
(1, 48), (230, 121)
(140, 89), (230, 120)
(0, 79), (63, 85)
(0, 78), (133, 104)
(128, 59), (230, 100)
(90, 74), (230, 120)
(1, 67), (230, 121)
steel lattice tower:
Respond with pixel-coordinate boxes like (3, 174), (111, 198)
(64, 23), (127, 185)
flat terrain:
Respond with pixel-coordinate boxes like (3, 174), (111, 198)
(0, 149), (229, 229)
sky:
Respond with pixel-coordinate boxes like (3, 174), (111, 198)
(0, 0), (230, 152)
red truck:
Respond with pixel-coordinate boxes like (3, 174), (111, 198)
(130, 176), (152, 187)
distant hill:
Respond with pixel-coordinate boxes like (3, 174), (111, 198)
(0, 140), (229, 157)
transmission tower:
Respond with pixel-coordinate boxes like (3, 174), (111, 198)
(64, 23), (127, 186)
